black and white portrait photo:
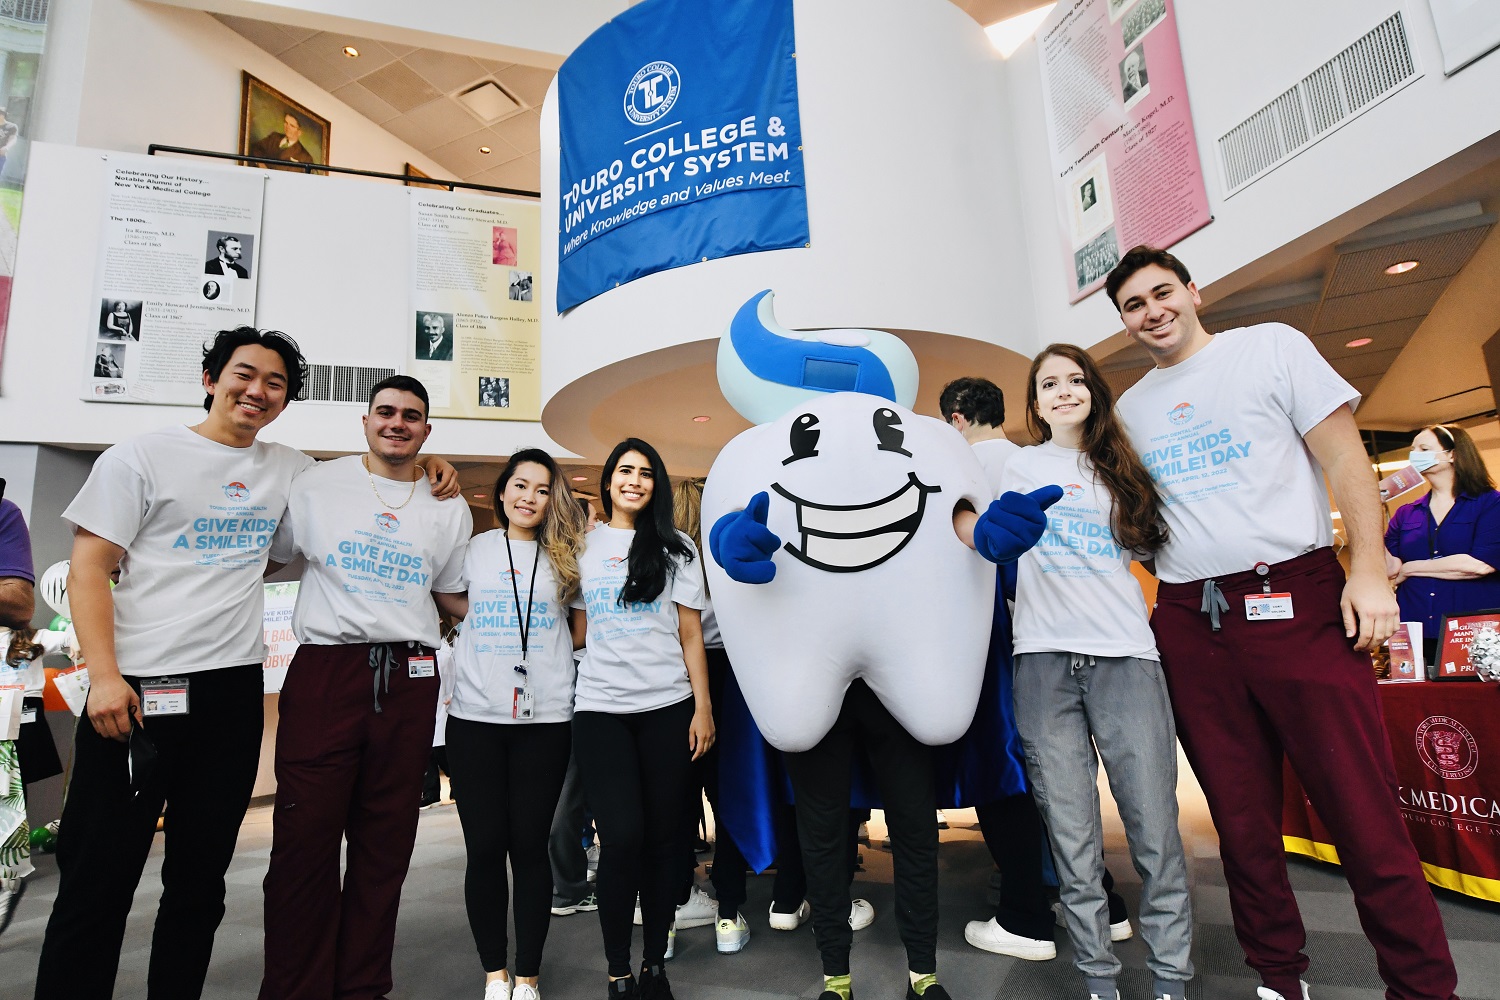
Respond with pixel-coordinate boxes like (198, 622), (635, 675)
(94, 341), (126, 379)
(478, 376), (510, 409)
(98, 299), (142, 341)
(1120, 46), (1150, 106)
(415, 311), (455, 362)
(205, 231), (256, 279)
(508, 270), (534, 302)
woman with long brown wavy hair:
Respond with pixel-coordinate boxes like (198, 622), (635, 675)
(1000, 343), (1193, 1000)
(445, 448), (587, 1000)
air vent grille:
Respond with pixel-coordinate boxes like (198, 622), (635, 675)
(1217, 11), (1419, 197)
(305, 363), (398, 403)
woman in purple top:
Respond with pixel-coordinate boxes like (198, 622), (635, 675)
(1384, 424), (1500, 665)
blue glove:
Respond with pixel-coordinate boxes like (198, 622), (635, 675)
(709, 491), (782, 584)
(973, 485), (1065, 564)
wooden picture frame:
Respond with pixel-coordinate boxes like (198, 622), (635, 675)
(404, 162), (452, 190)
(239, 72), (331, 174)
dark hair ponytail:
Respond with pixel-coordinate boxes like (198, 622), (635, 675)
(600, 438), (694, 604)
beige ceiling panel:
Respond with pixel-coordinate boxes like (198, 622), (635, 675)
(1313, 278), (1449, 333)
(279, 42), (357, 92)
(326, 35), (401, 75)
(331, 81), (401, 125)
(381, 114), (441, 151)
(476, 154), (541, 193)
(1311, 316), (1423, 361)
(1325, 223), (1493, 298)
(955, 0), (1054, 25)
(495, 65), (556, 108)
(429, 137), (492, 178)
(409, 97), (491, 146)
(475, 59), (516, 76)
(403, 48), (490, 94)
(212, 14), (305, 56)
(359, 60), (444, 114)
(1348, 374), (1386, 402)
(1330, 346), (1405, 381)
(1201, 301), (1319, 335)
(486, 109), (541, 156)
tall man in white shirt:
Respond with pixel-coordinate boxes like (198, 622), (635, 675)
(259, 375), (471, 1000)
(1108, 246), (1457, 1000)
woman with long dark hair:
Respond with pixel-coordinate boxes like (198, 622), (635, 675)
(573, 439), (714, 1000)
(1385, 423), (1500, 666)
(1000, 344), (1193, 1000)
(445, 449), (587, 1000)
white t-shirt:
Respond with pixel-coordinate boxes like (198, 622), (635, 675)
(1116, 323), (1359, 583)
(450, 531), (577, 725)
(271, 455), (471, 647)
(972, 436), (1022, 493)
(1, 628), (68, 697)
(701, 595), (724, 651)
(573, 525), (706, 714)
(1002, 442), (1158, 659)
(63, 425), (313, 676)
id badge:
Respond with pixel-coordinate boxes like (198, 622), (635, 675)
(141, 677), (190, 716)
(21, 707), (37, 725)
(513, 685), (535, 721)
(1245, 593), (1294, 620)
(408, 655), (436, 679)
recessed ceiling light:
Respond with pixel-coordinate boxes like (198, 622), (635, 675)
(1384, 260), (1419, 275)
(1345, 337), (1373, 348)
(342, 45), (359, 58)
(472, 492), (487, 499)
(692, 415), (711, 423)
(478, 145), (492, 154)
(571, 475), (588, 482)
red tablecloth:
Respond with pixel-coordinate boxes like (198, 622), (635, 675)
(1282, 681), (1500, 902)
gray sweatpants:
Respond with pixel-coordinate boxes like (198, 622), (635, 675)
(1013, 651), (1194, 987)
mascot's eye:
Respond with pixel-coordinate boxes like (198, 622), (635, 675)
(873, 408), (911, 457)
(783, 413), (821, 465)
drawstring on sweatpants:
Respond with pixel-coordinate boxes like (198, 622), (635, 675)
(367, 642), (412, 713)
(1201, 579), (1228, 631)
(1069, 653), (1096, 675)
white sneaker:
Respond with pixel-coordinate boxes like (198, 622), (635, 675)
(1110, 918), (1133, 942)
(962, 917), (1057, 960)
(664, 921), (676, 960)
(675, 884), (719, 929)
(768, 899), (811, 930)
(716, 913), (750, 953)
(849, 898), (875, 931)
(513, 985), (540, 1000)
(1256, 984), (1311, 1000)
(483, 979), (512, 1000)
(1088, 993), (1120, 1000)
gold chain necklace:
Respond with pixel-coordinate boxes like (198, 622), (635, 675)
(362, 454), (420, 510)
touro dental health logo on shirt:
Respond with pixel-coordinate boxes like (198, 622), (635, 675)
(375, 512), (400, 534)
(625, 61), (681, 124)
(604, 556), (626, 570)
(223, 482), (250, 500)
(1416, 716), (1478, 780)
(1168, 402), (1195, 425)
(1063, 483), (1085, 500)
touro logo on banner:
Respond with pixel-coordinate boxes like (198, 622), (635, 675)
(555, 0), (808, 312)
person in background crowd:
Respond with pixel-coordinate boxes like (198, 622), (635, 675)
(446, 449), (588, 1000)
(572, 439), (713, 1000)
(1109, 245), (1458, 1000)
(1385, 423), (1500, 666)
(258, 376), (472, 1000)
(1003, 345), (1193, 1000)
(1, 493), (38, 934)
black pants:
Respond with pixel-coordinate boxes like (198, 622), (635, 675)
(784, 681), (937, 977)
(549, 752), (591, 901)
(421, 745), (453, 804)
(35, 664), (263, 1000)
(445, 716), (572, 976)
(574, 697), (695, 977)
(976, 792), (1055, 941)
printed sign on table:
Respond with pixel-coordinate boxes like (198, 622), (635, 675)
(1436, 611), (1500, 680)
(83, 158), (266, 404)
(262, 580), (299, 694)
(1037, 0), (1211, 302)
(555, 0), (807, 311)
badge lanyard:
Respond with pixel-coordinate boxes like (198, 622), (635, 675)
(505, 535), (541, 718)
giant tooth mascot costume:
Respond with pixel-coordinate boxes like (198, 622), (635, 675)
(703, 290), (1060, 1000)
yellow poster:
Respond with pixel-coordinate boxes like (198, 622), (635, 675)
(408, 190), (540, 420)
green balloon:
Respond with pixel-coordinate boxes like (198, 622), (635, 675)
(49, 614), (70, 631)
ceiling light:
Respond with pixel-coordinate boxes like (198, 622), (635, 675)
(1344, 337), (1373, 348)
(1384, 260), (1420, 275)
(342, 45), (359, 58)
(478, 145), (492, 154)
(1376, 461), (1411, 471)
(692, 415), (711, 423)
(984, 3), (1057, 58)
(571, 475), (587, 482)
(472, 492), (487, 499)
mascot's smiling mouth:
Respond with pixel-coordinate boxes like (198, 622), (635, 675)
(771, 472), (940, 573)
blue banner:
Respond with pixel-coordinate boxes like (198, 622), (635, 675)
(556, 0), (808, 312)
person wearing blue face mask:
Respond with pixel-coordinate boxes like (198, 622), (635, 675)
(1384, 423), (1500, 666)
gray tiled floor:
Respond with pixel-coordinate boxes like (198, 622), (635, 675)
(3, 783), (1497, 1000)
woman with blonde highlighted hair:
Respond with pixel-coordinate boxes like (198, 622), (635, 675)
(445, 448), (588, 1000)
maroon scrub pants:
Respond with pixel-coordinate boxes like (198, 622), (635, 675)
(1152, 547), (1457, 1000)
(259, 642), (439, 1000)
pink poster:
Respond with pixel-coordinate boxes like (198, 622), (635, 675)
(1037, 0), (1212, 303)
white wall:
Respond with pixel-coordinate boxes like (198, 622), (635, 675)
(1005, 0), (1500, 351)
(539, 0), (1040, 401)
(1, 143), (565, 460)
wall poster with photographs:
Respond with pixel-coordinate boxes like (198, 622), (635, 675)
(83, 156), (265, 404)
(1037, 0), (1210, 302)
(408, 189), (540, 420)
(0, 0), (54, 382)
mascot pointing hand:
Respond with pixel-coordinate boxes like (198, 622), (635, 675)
(702, 290), (1059, 1000)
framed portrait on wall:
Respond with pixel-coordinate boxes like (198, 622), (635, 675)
(239, 73), (330, 173)
(404, 162), (451, 190)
